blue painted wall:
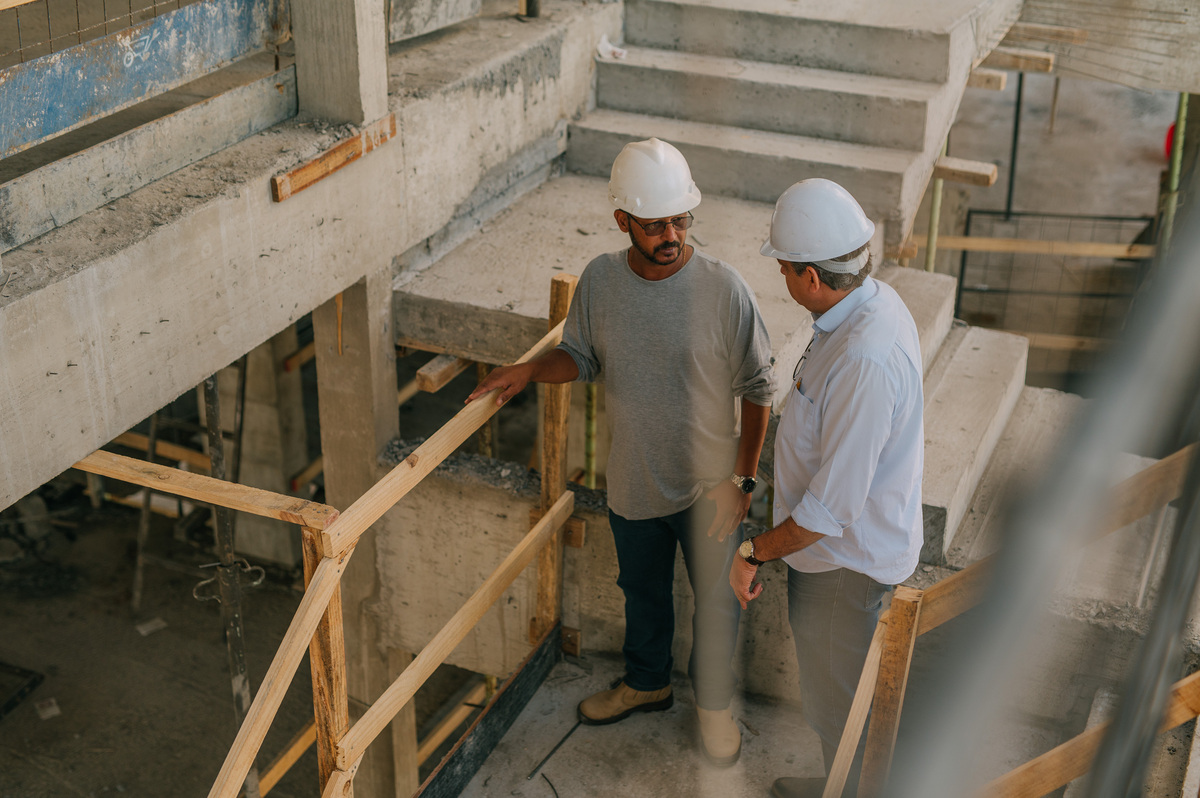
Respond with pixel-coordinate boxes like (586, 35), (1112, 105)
(0, 0), (284, 159)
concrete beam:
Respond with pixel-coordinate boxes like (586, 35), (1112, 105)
(0, 0), (619, 512)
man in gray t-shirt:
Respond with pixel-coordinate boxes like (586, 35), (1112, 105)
(469, 138), (772, 766)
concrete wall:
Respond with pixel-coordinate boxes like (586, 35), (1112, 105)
(0, 0), (622, 512)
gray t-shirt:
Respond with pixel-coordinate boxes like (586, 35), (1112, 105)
(558, 248), (773, 520)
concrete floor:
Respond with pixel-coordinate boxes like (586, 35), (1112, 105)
(462, 654), (824, 798)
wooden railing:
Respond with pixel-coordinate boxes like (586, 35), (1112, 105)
(819, 442), (1198, 798)
(75, 275), (579, 798)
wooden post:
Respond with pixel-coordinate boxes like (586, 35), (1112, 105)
(531, 274), (577, 644)
(302, 527), (352, 795)
(859, 587), (924, 795)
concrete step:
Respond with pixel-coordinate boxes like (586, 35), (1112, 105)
(945, 386), (1084, 569)
(567, 109), (923, 244)
(623, 0), (956, 83)
(875, 265), (956, 376)
(595, 46), (939, 151)
(920, 324), (1028, 564)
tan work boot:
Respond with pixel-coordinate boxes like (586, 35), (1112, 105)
(697, 706), (742, 766)
(577, 680), (673, 725)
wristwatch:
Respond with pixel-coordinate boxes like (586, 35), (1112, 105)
(730, 474), (757, 494)
(738, 537), (764, 567)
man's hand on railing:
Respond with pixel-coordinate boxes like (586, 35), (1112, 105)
(467, 363), (534, 406)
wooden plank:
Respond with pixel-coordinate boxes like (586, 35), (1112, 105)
(562, 627), (582, 658)
(256, 722), (316, 796)
(967, 68), (1008, 91)
(416, 681), (490, 764)
(208, 550), (354, 798)
(416, 623), (561, 798)
(1007, 331), (1112, 352)
(283, 341), (316, 372)
(885, 241), (920, 260)
(76, 450), (339, 530)
(0, 0), (40, 11)
(335, 490), (575, 770)
(113, 431), (211, 472)
(860, 587), (924, 795)
(822, 619), (887, 798)
(933, 156), (998, 187)
(529, 508), (587, 548)
(1005, 22), (1088, 45)
(270, 114), (397, 202)
(319, 319), (570, 558)
(0, 0), (280, 159)
(982, 669), (1200, 797)
(302, 528), (351, 795)
(981, 46), (1056, 73)
(1101, 443), (1195, 537)
(917, 559), (991, 636)
(911, 234), (1155, 259)
(532, 274), (578, 644)
(416, 355), (474, 393)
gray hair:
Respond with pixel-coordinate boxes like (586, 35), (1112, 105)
(791, 244), (872, 291)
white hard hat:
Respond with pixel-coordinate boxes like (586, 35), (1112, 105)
(608, 138), (702, 219)
(761, 178), (875, 274)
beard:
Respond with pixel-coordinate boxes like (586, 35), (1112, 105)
(628, 230), (684, 266)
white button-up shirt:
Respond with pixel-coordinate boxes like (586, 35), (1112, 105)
(773, 276), (924, 585)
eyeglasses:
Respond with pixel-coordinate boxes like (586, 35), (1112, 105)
(628, 212), (694, 237)
(793, 335), (815, 391)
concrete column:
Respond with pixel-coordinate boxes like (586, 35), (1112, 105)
(212, 327), (310, 566)
(313, 267), (417, 796)
(290, 0), (389, 124)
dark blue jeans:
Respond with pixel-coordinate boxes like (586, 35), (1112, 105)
(609, 498), (742, 711)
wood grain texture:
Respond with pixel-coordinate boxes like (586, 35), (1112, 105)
(933, 156), (998, 187)
(533, 274), (577, 644)
(981, 46), (1056, 72)
(271, 114), (397, 202)
(302, 529), (351, 794)
(860, 587), (924, 795)
(319, 319), (569, 558)
(1005, 22), (1088, 44)
(335, 491), (574, 770)
(416, 354), (473, 393)
(967, 68), (1008, 91)
(76, 450), (338, 529)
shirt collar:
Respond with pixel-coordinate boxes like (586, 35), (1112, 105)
(811, 276), (878, 335)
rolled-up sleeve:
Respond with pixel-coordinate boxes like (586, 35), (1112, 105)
(789, 355), (896, 538)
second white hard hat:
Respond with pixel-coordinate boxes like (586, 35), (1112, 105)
(608, 138), (702, 220)
(761, 178), (875, 273)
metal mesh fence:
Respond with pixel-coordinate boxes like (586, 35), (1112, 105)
(955, 209), (1155, 387)
(0, 0), (198, 68)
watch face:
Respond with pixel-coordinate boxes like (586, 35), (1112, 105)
(738, 539), (754, 559)
(737, 476), (756, 494)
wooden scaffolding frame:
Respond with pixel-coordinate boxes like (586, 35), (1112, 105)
(819, 442), (1199, 798)
(74, 275), (579, 798)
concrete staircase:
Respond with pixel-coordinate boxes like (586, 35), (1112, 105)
(567, 0), (1022, 245)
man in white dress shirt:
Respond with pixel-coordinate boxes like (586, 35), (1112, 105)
(729, 179), (924, 798)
